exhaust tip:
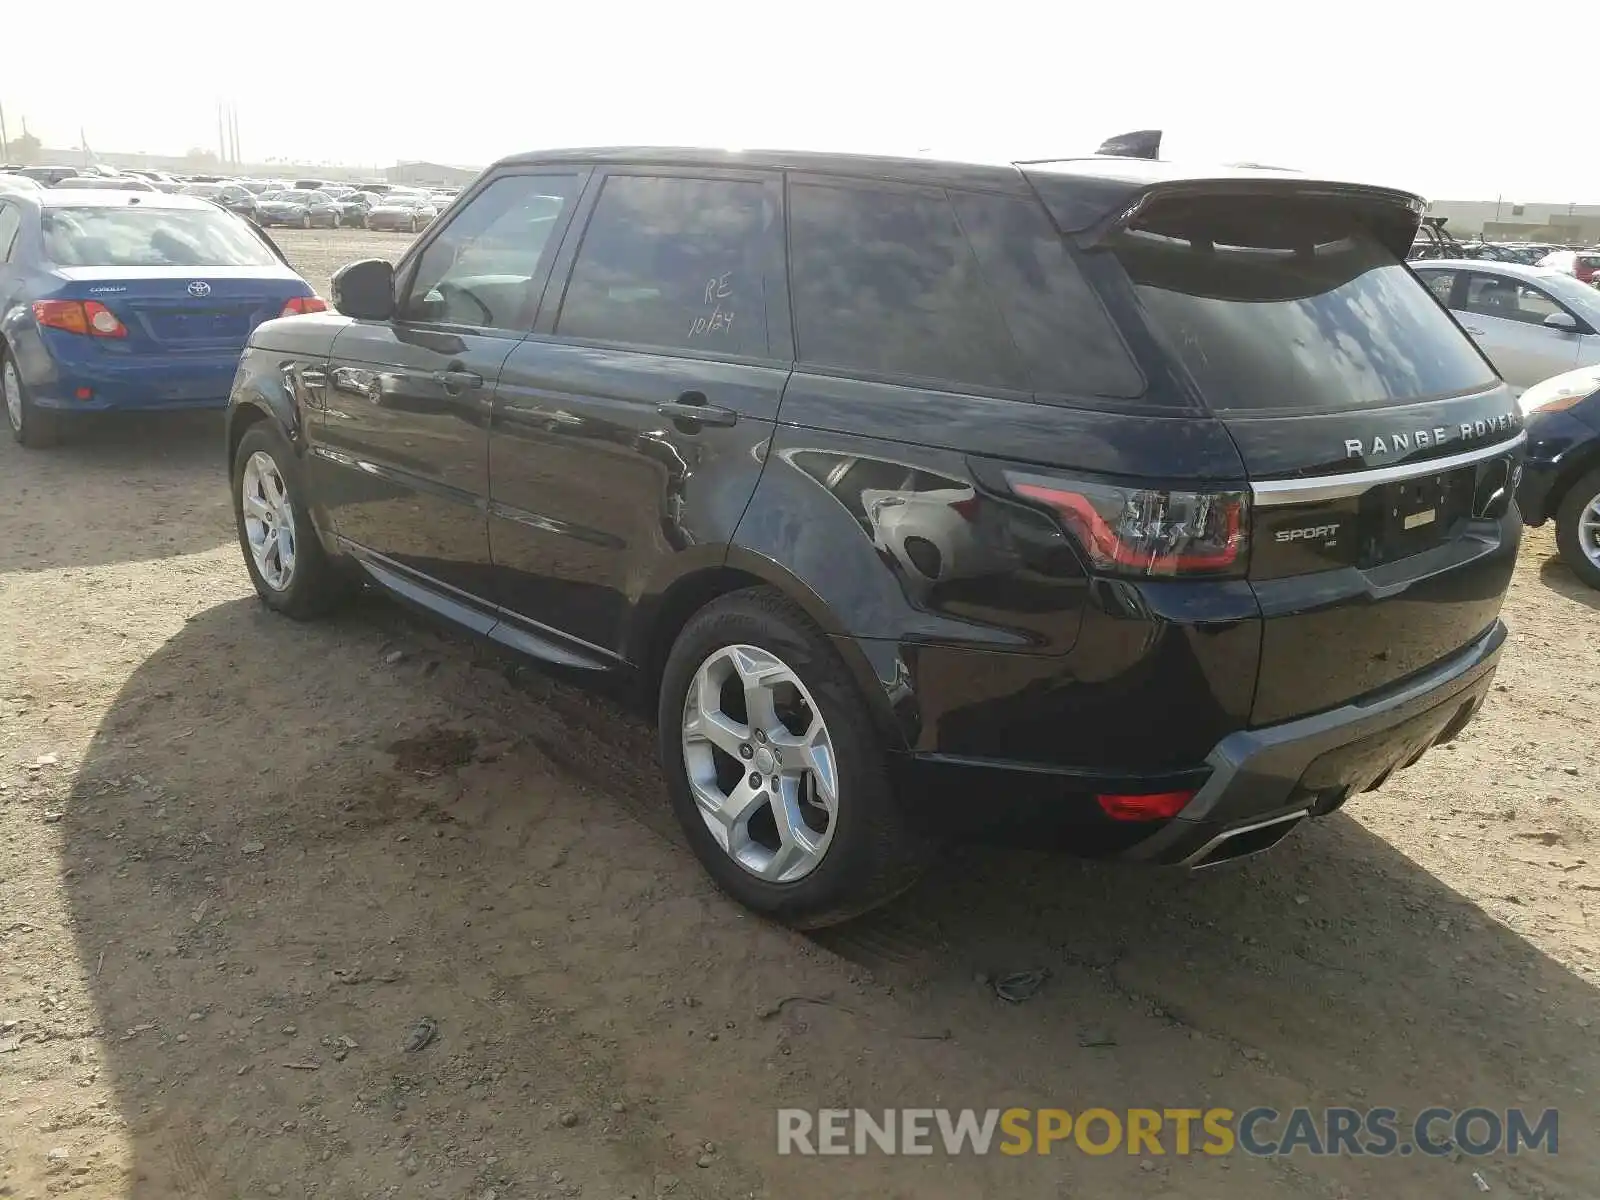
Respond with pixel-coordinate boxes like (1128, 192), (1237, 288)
(1187, 810), (1308, 869)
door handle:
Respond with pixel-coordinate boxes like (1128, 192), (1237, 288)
(435, 368), (484, 393)
(300, 368), (328, 389)
(657, 393), (737, 428)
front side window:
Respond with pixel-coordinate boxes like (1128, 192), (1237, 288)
(402, 173), (579, 330)
(788, 182), (1024, 390)
(40, 207), (278, 268)
(1463, 274), (1564, 326)
(556, 174), (772, 357)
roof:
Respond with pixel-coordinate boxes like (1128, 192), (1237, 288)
(492, 146), (1426, 233)
(31, 190), (218, 211)
(1410, 259), (1567, 281)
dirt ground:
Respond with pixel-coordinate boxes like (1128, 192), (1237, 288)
(2, 228), (1598, 1200)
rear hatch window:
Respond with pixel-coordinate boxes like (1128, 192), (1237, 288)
(1106, 194), (1496, 413)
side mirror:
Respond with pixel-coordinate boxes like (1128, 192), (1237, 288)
(331, 259), (395, 321)
(1544, 311), (1579, 333)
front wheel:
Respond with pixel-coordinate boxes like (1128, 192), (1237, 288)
(232, 422), (355, 617)
(657, 587), (933, 928)
(1555, 466), (1600, 589)
(3, 348), (59, 448)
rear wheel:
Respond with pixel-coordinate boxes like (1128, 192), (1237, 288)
(657, 587), (933, 928)
(1555, 466), (1600, 589)
(232, 422), (354, 617)
(3, 348), (59, 448)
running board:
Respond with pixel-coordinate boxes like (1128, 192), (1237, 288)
(348, 548), (614, 673)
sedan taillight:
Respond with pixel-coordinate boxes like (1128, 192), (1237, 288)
(1005, 470), (1250, 578)
(280, 297), (329, 317)
(33, 299), (128, 338)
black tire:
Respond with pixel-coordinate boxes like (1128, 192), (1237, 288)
(657, 587), (933, 928)
(2, 346), (60, 448)
(231, 422), (355, 618)
(1555, 465), (1600, 590)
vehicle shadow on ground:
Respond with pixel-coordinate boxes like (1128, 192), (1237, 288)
(1538, 554), (1600, 612)
(0, 412), (230, 574)
(57, 597), (1599, 1198)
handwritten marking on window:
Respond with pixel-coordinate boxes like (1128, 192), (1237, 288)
(690, 272), (736, 339)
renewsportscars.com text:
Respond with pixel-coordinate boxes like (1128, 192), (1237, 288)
(776, 1106), (1558, 1157)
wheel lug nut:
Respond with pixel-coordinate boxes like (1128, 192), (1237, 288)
(739, 744), (753, 759)
(748, 772), (762, 788)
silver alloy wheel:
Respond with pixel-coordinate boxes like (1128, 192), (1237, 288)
(3, 359), (22, 433)
(240, 450), (297, 591)
(1581, 491), (1600, 569)
(681, 644), (839, 882)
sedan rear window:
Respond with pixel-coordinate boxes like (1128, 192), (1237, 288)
(41, 207), (280, 268)
(1110, 195), (1496, 412)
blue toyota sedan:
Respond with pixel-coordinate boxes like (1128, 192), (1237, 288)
(0, 189), (323, 446)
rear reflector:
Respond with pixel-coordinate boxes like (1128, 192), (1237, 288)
(280, 296), (328, 317)
(1095, 790), (1194, 821)
(1006, 470), (1249, 578)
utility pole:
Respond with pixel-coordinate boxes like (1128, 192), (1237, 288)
(231, 106), (242, 168)
(218, 103), (227, 165)
(0, 102), (8, 161)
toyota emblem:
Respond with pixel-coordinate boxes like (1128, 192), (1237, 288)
(187, 281), (212, 297)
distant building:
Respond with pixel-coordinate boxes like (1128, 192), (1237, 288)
(1426, 199), (1600, 245)
(386, 161), (480, 187)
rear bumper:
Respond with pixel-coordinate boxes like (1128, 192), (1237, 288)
(897, 621), (1506, 866)
(23, 340), (238, 412)
(1121, 619), (1506, 866)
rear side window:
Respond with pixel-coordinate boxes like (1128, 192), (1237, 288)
(0, 203), (20, 261)
(1110, 195), (1496, 412)
(557, 174), (773, 357)
(40, 206), (279, 268)
(949, 191), (1143, 398)
(788, 182), (1024, 391)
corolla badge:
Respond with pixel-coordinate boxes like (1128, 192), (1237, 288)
(187, 281), (212, 298)
(1343, 411), (1519, 459)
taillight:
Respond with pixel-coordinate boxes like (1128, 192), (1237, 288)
(280, 296), (328, 317)
(33, 299), (127, 338)
(1004, 470), (1249, 578)
(1096, 790), (1194, 821)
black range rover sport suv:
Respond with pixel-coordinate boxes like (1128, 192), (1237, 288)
(225, 144), (1524, 927)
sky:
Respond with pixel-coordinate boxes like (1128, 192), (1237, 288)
(2, 0), (1592, 203)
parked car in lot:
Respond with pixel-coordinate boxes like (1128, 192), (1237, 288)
(180, 182), (263, 222)
(255, 189), (340, 229)
(0, 173), (45, 195)
(335, 191), (383, 228)
(0, 190), (323, 446)
(365, 193), (438, 232)
(12, 165), (84, 187)
(1412, 260), (1600, 390)
(1516, 363), (1600, 588)
(224, 144), (1523, 926)
(1537, 248), (1600, 284)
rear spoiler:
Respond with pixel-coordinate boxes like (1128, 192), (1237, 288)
(1021, 167), (1428, 261)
